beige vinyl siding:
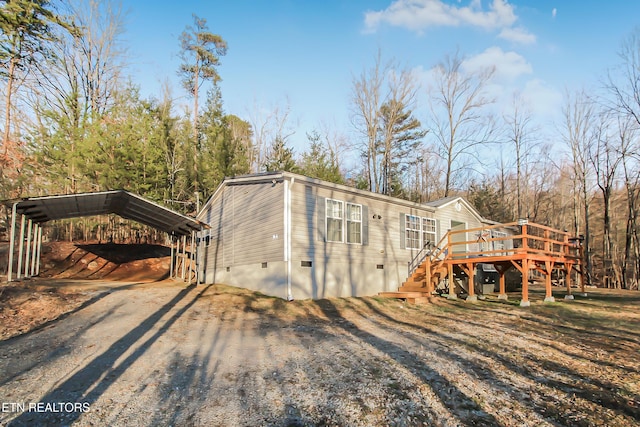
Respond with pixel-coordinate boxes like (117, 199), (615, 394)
(433, 200), (484, 253)
(200, 181), (284, 271)
(289, 182), (436, 298)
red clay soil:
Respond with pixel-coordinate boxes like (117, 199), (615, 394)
(0, 241), (173, 340)
(38, 241), (172, 281)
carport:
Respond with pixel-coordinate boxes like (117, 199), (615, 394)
(3, 190), (207, 283)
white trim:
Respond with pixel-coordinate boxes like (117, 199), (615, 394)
(346, 202), (363, 245)
(284, 178), (294, 300)
(325, 198), (344, 243)
(422, 217), (437, 246)
(405, 214), (421, 250)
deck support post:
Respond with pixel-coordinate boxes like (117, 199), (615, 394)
(495, 262), (509, 300)
(497, 270), (508, 300)
(544, 261), (555, 303)
(447, 263), (457, 300)
(465, 262), (477, 302)
(564, 263), (574, 300)
(424, 256), (433, 293)
(520, 258), (530, 307)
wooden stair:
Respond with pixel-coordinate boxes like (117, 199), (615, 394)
(378, 254), (450, 304)
(378, 291), (432, 305)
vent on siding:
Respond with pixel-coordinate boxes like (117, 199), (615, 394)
(301, 260), (312, 267)
(261, 262), (268, 268)
(376, 264), (384, 270)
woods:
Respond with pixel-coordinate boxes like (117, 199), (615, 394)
(1, 1), (640, 289)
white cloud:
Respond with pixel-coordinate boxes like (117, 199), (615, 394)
(462, 47), (532, 81)
(364, 0), (517, 32)
(520, 78), (563, 119)
(499, 27), (536, 44)
(552, 8), (557, 19)
(364, 0), (535, 45)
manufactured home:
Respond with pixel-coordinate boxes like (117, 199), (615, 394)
(195, 171), (511, 300)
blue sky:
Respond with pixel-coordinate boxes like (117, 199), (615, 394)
(123, 0), (640, 156)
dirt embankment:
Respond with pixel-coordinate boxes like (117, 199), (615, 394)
(0, 241), (173, 340)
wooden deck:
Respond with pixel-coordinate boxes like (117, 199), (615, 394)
(380, 221), (584, 307)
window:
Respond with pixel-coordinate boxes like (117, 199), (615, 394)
(405, 215), (421, 249)
(346, 203), (362, 244)
(422, 218), (436, 247)
(491, 230), (507, 252)
(326, 199), (343, 242)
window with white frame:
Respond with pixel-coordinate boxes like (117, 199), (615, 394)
(422, 217), (436, 247)
(326, 199), (343, 242)
(405, 215), (421, 249)
(491, 230), (507, 251)
(346, 203), (362, 244)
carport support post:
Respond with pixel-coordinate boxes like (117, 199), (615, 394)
(16, 214), (25, 279)
(35, 226), (43, 276)
(23, 219), (32, 278)
(30, 224), (39, 276)
(169, 234), (175, 279)
(7, 203), (17, 282)
(187, 231), (194, 285)
(181, 235), (187, 281)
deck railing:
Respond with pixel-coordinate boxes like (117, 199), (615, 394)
(445, 221), (582, 262)
(407, 232), (450, 276)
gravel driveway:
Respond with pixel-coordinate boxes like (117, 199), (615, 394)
(1, 280), (639, 426)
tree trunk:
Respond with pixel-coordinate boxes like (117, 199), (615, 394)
(3, 56), (18, 157)
(582, 180), (592, 287)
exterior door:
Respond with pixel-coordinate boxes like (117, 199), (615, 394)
(450, 220), (467, 254)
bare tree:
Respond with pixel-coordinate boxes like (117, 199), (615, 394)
(562, 89), (596, 286)
(350, 50), (386, 193)
(427, 51), (496, 197)
(350, 51), (426, 195)
(247, 98), (296, 172)
(606, 27), (640, 127)
(619, 120), (640, 289)
(503, 93), (539, 219)
(590, 113), (624, 288)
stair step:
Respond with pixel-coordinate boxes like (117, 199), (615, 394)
(379, 291), (430, 299)
(406, 296), (431, 305)
(378, 292), (432, 304)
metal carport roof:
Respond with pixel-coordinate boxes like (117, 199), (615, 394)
(4, 190), (206, 236)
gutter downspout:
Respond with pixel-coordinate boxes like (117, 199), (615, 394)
(284, 177), (294, 301)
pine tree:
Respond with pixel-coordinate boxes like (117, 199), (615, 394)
(265, 137), (297, 173)
(0, 0), (75, 182)
(298, 130), (344, 183)
(179, 14), (227, 198)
